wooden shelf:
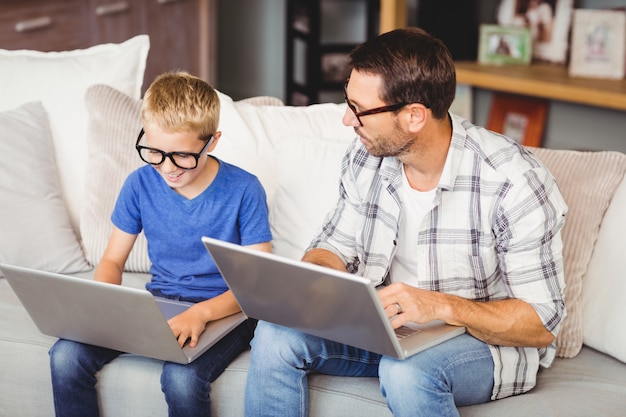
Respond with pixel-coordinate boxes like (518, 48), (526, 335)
(455, 61), (626, 112)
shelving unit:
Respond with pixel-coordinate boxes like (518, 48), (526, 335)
(285, 0), (379, 105)
(455, 61), (626, 112)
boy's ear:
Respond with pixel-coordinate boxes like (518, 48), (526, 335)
(207, 131), (222, 153)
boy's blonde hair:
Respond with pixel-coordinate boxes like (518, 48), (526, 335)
(141, 71), (220, 140)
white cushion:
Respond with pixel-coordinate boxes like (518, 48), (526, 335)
(583, 176), (626, 363)
(82, 84), (147, 271)
(270, 137), (350, 260)
(228, 102), (354, 259)
(0, 35), (150, 233)
(228, 101), (353, 208)
(528, 147), (626, 358)
(0, 102), (89, 273)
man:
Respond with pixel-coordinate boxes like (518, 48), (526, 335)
(245, 27), (567, 417)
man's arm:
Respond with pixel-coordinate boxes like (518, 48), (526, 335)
(303, 246), (554, 348)
(378, 283), (555, 348)
(301, 248), (348, 272)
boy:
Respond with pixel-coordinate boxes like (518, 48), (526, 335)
(49, 71), (272, 417)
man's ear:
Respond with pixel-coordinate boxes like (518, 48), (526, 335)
(405, 103), (429, 133)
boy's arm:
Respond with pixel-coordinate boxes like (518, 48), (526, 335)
(94, 226), (138, 285)
(169, 241), (272, 348)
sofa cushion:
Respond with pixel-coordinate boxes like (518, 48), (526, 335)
(527, 147), (626, 358)
(0, 102), (89, 273)
(0, 35), (150, 233)
(583, 175), (626, 363)
(231, 102), (354, 259)
(270, 137), (349, 260)
(81, 84), (148, 271)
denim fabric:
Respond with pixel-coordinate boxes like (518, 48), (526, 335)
(245, 321), (493, 417)
(49, 319), (256, 417)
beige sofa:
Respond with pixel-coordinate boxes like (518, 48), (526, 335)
(1, 37), (626, 416)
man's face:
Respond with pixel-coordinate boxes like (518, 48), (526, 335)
(343, 70), (415, 158)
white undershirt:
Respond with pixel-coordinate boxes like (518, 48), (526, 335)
(390, 166), (436, 285)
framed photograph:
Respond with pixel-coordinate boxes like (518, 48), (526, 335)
(487, 93), (549, 147)
(497, 0), (574, 64)
(478, 24), (532, 65)
(569, 9), (626, 80)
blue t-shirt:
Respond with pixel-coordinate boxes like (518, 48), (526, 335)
(111, 158), (272, 301)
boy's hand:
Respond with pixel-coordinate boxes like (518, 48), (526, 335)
(167, 304), (208, 348)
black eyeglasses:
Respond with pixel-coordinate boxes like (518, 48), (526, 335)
(343, 82), (407, 126)
(135, 128), (214, 170)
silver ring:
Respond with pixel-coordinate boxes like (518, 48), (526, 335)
(393, 302), (403, 314)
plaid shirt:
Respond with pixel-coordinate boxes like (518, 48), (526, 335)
(308, 114), (568, 400)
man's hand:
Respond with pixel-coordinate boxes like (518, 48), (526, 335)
(378, 282), (446, 327)
(378, 282), (555, 348)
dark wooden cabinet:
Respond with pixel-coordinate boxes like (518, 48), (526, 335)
(0, 0), (90, 52)
(0, 0), (216, 87)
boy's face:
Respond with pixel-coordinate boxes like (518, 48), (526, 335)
(139, 125), (217, 194)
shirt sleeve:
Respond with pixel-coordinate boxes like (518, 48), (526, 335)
(237, 176), (273, 246)
(111, 171), (143, 235)
(494, 166), (568, 335)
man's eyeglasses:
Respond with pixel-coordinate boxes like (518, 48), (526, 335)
(135, 128), (214, 170)
(343, 82), (407, 126)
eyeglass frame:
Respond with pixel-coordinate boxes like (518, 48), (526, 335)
(135, 128), (214, 170)
(343, 81), (408, 126)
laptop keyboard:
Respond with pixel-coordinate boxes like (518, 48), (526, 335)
(394, 325), (422, 340)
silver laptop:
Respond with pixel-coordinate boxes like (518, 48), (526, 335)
(0, 263), (245, 364)
(201, 237), (465, 360)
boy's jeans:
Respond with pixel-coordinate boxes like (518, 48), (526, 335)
(49, 318), (256, 417)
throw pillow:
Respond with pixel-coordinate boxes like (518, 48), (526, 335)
(81, 84), (148, 272)
(0, 35), (150, 233)
(0, 102), (89, 273)
(583, 175), (626, 363)
(527, 147), (626, 358)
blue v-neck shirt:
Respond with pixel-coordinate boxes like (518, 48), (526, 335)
(111, 158), (272, 301)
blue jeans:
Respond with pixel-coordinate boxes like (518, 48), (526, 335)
(49, 318), (256, 417)
(245, 321), (494, 417)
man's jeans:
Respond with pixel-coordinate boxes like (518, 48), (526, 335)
(245, 321), (494, 417)
(49, 318), (256, 417)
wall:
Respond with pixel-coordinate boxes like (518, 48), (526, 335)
(216, 0), (286, 100)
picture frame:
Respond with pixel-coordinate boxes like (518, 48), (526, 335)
(497, 0), (574, 64)
(478, 24), (532, 65)
(487, 93), (549, 147)
(569, 9), (626, 80)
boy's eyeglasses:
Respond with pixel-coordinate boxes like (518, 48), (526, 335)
(343, 81), (407, 126)
(135, 128), (214, 170)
